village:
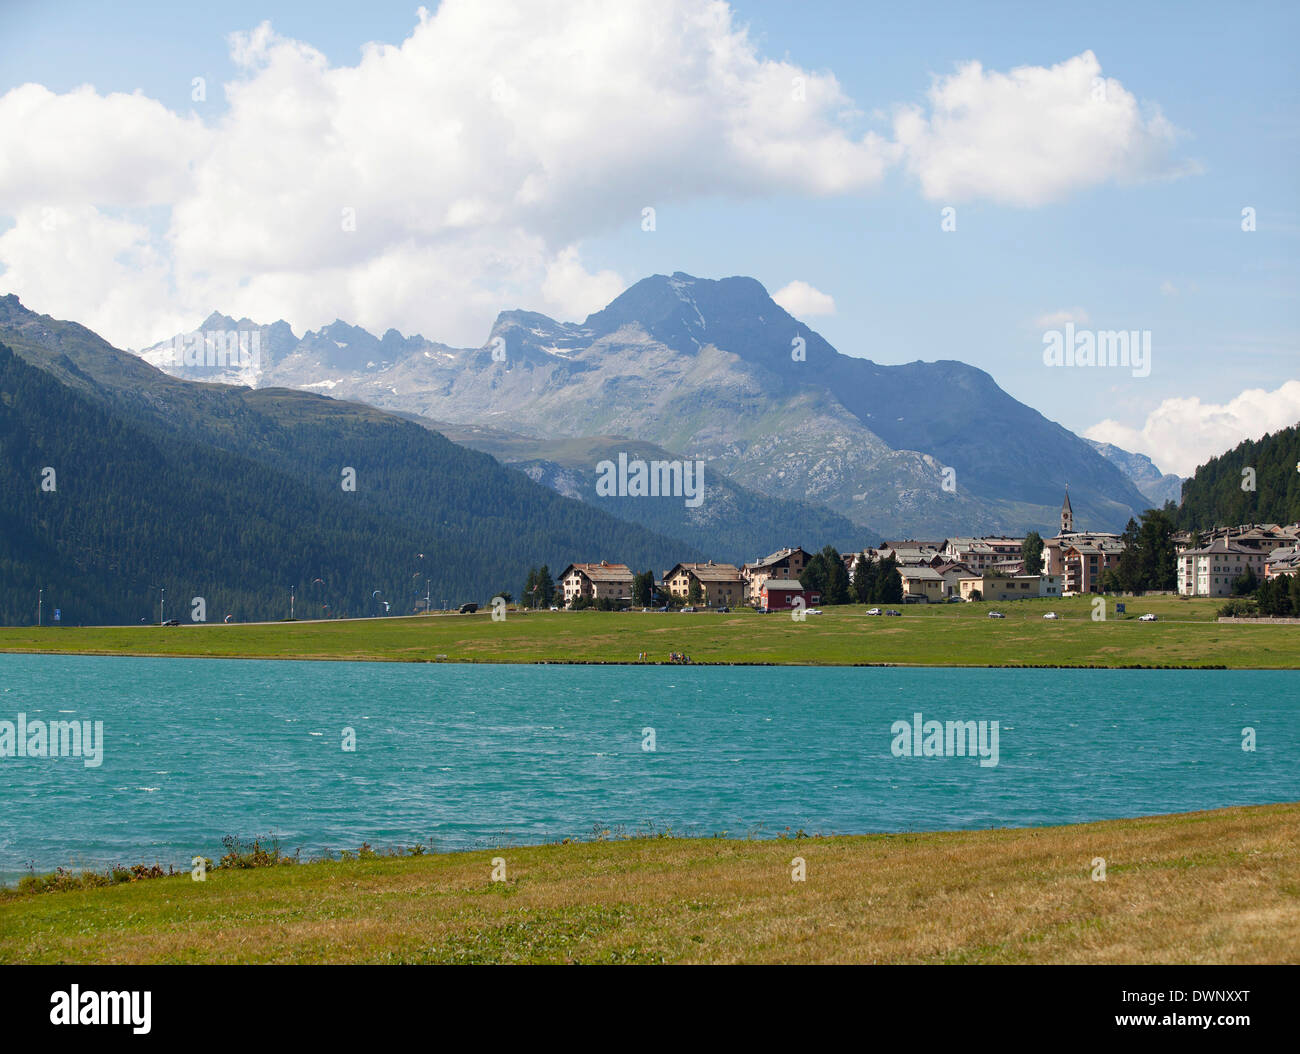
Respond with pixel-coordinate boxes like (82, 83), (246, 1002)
(551, 492), (1300, 612)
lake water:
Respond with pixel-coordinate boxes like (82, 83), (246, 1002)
(0, 655), (1295, 881)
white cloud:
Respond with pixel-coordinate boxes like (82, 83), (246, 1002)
(771, 280), (836, 318)
(1085, 380), (1300, 477)
(541, 247), (625, 321)
(0, 83), (207, 208)
(0, 1), (891, 349)
(0, 5), (1192, 350)
(0, 205), (188, 344)
(1035, 307), (1090, 329)
(894, 50), (1192, 206)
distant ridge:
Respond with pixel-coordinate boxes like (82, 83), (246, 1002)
(136, 272), (1154, 538)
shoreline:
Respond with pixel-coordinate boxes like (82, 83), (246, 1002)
(0, 646), (1246, 669)
(1, 798), (1289, 890)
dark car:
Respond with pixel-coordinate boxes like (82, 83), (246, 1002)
(162, 618), (181, 627)
(458, 603), (479, 614)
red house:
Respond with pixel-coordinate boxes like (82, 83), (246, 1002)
(759, 580), (820, 612)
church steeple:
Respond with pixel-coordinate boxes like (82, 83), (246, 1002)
(1061, 487), (1074, 535)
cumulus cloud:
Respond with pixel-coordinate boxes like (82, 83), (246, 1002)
(0, 1), (891, 348)
(0, 83), (206, 208)
(0, 3), (1192, 350)
(772, 280), (836, 318)
(541, 247), (626, 321)
(1085, 380), (1300, 477)
(894, 50), (1192, 206)
(1035, 307), (1090, 329)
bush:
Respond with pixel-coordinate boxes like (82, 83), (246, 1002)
(218, 835), (297, 869)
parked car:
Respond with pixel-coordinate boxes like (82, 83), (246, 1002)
(549, 606), (559, 611)
(884, 609), (901, 617)
(806, 608), (824, 615)
(458, 603), (478, 614)
(717, 605), (730, 613)
(162, 618), (180, 627)
(681, 605), (697, 613)
(987, 611), (1005, 619)
(1138, 613), (1158, 622)
(866, 607), (883, 616)
(947, 595), (963, 603)
(1043, 612), (1059, 620)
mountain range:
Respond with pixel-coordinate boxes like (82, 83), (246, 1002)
(140, 272), (1163, 540)
(0, 273), (1195, 625)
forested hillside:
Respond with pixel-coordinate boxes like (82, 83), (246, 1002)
(1176, 424), (1300, 529)
(0, 340), (697, 625)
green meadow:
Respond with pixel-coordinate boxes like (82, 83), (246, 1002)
(2, 803), (1296, 964)
(0, 593), (1296, 668)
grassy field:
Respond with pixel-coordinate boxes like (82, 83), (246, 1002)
(0, 594), (1297, 667)
(2, 803), (1296, 964)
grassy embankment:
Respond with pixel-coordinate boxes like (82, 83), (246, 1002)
(1, 803), (1296, 964)
(0, 594), (1296, 668)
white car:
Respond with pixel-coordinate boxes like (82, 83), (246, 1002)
(987, 611), (1005, 619)
(866, 607), (883, 616)
(1138, 613), (1158, 622)
(1043, 612), (1059, 620)
(806, 608), (824, 616)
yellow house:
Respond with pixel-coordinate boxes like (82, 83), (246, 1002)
(559, 562), (634, 606)
(959, 574), (1046, 602)
(898, 566), (946, 603)
(664, 561), (744, 607)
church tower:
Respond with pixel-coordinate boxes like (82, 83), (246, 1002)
(1060, 488), (1074, 535)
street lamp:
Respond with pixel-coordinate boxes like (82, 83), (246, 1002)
(37, 588), (42, 627)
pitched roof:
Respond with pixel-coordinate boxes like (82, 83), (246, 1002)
(899, 566), (945, 581)
(667, 561), (742, 582)
(1183, 537), (1267, 557)
(750, 547), (808, 570)
(561, 562), (633, 583)
(762, 579), (808, 592)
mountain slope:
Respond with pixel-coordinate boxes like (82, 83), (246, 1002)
(427, 424), (870, 563)
(1084, 439), (1184, 508)
(0, 297), (705, 625)
(142, 273), (1152, 537)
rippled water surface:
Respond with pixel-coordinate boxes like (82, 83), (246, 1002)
(0, 655), (1295, 880)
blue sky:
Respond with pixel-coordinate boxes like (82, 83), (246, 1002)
(0, 0), (1296, 474)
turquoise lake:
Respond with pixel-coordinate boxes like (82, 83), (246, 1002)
(0, 655), (1296, 881)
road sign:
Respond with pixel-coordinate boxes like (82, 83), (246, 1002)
(1115, 602), (1125, 614)
(53, 609), (61, 622)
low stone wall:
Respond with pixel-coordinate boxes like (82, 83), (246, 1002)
(1216, 616), (1300, 624)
